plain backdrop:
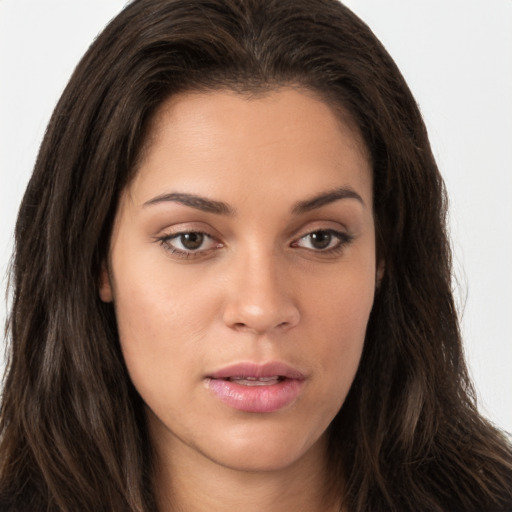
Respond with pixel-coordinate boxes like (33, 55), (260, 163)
(1, 1), (511, 434)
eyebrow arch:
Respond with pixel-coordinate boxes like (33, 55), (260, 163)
(292, 186), (365, 214)
(143, 192), (234, 215)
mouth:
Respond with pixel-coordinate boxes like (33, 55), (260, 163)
(207, 361), (305, 381)
(223, 376), (285, 386)
(205, 362), (305, 413)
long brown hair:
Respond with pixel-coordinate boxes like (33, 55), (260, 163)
(1, 1), (511, 510)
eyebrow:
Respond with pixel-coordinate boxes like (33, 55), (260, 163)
(143, 186), (364, 216)
(291, 186), (365, 214)
(143, 192), (234, 215)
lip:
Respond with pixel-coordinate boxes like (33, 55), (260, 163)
(205, 362), (305, 413)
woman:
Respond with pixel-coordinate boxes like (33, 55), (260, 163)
(1, 0), (511, 510)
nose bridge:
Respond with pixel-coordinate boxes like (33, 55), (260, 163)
(222, 244), (300, 334)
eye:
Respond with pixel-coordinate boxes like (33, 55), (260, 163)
(293, 229), (352, 252)
(159, 231), (222, 257)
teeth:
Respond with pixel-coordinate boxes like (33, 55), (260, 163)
(229, 376), (282, 386)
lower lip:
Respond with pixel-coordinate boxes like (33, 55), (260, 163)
(206, 378), (304, 413)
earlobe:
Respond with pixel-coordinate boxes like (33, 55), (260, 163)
(98, 263), (113, 303)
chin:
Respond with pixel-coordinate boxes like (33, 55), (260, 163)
(198, 421), (329, 474)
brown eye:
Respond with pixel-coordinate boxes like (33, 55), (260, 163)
(294, 229), (351, 252)
(308, 231), (333, 250)
(179, 232), (204, 250)
(161, 231), (221, 255)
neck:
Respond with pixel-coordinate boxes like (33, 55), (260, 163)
(153, 432), (342, 512)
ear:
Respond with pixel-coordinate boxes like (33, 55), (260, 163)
(376, 259), (385, 289)
(98, 262), (113, 303)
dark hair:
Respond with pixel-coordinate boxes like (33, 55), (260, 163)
(1, 0), (511, 510)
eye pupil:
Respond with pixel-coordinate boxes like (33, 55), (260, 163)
(180, 232), (204, 250)
(310, 231), (332, 249)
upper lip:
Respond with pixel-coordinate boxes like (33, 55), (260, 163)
(207, 362), (305, 380)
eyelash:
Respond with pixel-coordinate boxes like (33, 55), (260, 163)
(157, 229), (354, 259)
(291, 229), (354, 255)
(158, 231), (221, 259)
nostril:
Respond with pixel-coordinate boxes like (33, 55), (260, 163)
(222, 287), (300, 334)
(231, 319), (293, 334)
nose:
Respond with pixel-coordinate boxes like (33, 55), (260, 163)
(222, 251), (300, 335)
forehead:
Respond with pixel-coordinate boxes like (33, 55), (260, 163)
(144, 86), (368, 157)
(129, 87), (372, 207)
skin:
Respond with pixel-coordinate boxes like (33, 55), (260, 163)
(100, 88), (381, 511)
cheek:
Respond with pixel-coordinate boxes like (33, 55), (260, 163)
(110, 255), (219, 384)
(112, 277), (217, 424)
(317, 293), (369, 376)
(112, 245), (213, 330)
(306, 251), (375, 334)
(305, 260), (375, 386)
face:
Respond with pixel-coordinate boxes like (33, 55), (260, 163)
(100, 88), (379, 474)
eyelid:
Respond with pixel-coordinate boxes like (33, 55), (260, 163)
(154, 222), (354, 259)
(155, 226), (223, 259)
(290, 228), (354, 254)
